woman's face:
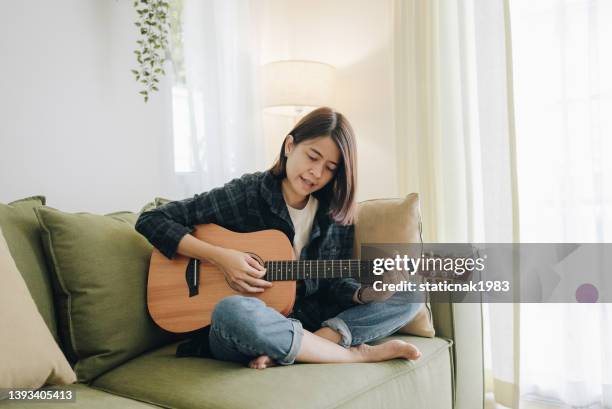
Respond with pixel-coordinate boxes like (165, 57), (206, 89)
(283, 135), (341, 203)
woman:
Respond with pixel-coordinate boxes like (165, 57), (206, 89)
(136, 107), (423, 369)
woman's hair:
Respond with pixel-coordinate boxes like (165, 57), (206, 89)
(270, 107), (358, 225)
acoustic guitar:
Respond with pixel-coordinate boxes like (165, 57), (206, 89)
(146, 224), (471, 334)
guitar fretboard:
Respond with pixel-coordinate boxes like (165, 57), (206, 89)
(263, 259), (374, 281)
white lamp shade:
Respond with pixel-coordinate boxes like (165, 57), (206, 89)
(262, 60), (336, 116)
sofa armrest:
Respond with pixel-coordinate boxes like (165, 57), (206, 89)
(431, 302), (484, 409)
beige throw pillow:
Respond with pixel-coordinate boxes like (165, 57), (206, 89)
(0, 228), (76, 392)
(354, 194), (435, 338)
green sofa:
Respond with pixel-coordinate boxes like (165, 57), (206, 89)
(0, 196), (484, 409)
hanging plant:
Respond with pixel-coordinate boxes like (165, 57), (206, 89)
(132, 0), (170, 103)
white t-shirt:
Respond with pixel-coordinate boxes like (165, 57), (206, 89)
(286, 195), (319, 260)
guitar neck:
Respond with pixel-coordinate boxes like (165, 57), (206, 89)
(264, 259), (373, 282)
(262, 259), (471, 284)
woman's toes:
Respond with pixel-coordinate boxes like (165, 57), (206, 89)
(407, 346), (422, 360)
(385, 339), (422, 361)
(402, 342), (422, 360)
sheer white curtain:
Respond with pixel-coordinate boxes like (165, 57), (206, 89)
(394, 0), (519, 407)
(511, 0), (612, 407)
(170, 0), (267, 198)
(396, 0), (611, 407)
(394, 0), (516, 244)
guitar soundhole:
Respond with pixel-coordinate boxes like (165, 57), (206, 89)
(246, 252), (265, 269)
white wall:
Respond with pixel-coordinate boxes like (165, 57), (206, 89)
(0, 1), (175, 213)
(260, 0), (399, 201)
(0, 0), (398, 212)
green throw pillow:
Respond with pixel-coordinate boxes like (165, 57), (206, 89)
(154, 197), (172, 207)
(35, 207), (178, 382)
(139, 197), (172, 214)
(0, 196), (59, 342)
(139, 201), (156, 214)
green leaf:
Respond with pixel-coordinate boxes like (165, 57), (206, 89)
(131, 69), (139, 75)
(139, 90), (148, 95)
(152, 86), (159, 91)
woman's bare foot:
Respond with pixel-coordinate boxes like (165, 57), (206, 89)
(353, 339), (422, 362)
(248, 354), (278, 369)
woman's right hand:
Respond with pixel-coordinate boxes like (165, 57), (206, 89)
(212, 248), (272, 294)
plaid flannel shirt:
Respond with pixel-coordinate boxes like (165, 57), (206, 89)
(135, 170), (361, 325)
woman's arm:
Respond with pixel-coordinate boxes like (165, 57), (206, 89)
(136, 174), (271, 293)
(135, 176), (250, 259)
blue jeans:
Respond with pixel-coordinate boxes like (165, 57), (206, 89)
(208, 290), (423, 365)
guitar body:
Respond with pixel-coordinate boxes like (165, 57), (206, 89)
(147, 224), (296, 333)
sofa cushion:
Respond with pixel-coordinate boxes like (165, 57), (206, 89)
(353, 194), (423, 257)
(0, 383), (159, 408)
(353, 194), (435, 337)
(0, 228), (76, 393)
(0, 196), (58, 342)
(400, 305), (435, 337)
(35, 207), (178, 382)
(140, 197), (171, 213)
(91, 336), (453, 409)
